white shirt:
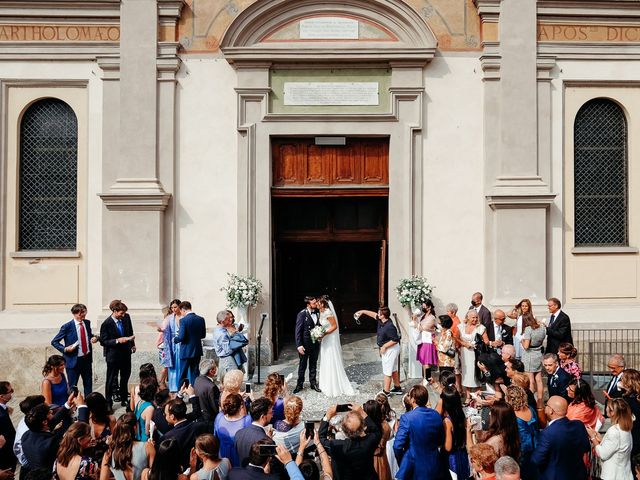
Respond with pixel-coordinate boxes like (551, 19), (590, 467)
(308, 308), (318, 323)
(608, 372), (624, 394)
(74, 320), (90, 357)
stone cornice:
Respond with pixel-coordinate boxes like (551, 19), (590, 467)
(538, 0), (640, 18)
(99, 179), (171, 212)
(0, 1), (120, 19)
(486, 193), (557, 209)
(157, 0), (184, 21)
(473, 0), (501, 19)
(538, 42), (640, 59)
(223, 46), (437, 65)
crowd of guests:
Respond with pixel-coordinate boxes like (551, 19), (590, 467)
(0, 294), (639, 480)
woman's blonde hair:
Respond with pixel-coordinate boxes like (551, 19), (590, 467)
(505, 385), (529, 411)
(622, 369), (640, 397)
(608, 398), (633, 432)
(283, 395), (303, 424)
(222, 370), (244, 393)
(510, 372), (531, 391)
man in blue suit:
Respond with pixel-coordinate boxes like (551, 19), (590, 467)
(174, 301), (206, 385)
(394, 384), (447, 480)
(532, 395), (590, 480)
(51, 304), (98, 395)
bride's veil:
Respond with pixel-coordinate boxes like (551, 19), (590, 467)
(327, 299), (340, 333)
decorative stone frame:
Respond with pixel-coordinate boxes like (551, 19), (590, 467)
(221, 0), (437, 363)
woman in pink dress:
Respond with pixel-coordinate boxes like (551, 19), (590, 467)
(415, 299), (438, 384)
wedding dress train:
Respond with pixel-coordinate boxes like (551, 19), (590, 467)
(318, 306), (355, 397)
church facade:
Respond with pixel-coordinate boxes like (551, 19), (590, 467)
(1, 0), (639, 362)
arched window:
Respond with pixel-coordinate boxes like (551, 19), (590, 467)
(19, 99), (78, 250)
(574, 98), (628, 247)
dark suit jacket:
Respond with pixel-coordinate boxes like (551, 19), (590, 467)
(320, 416), (381, 480)
(545, 311), (572, 355)
(486, 321), (514, 345)
(193, 375), (220, 423)
(228, 465), (278, 480)
(604, 372), (625, 415)
(51, 320), (94, 368)
(547, 367), (572, 400)
(294, 308), (317, 348)
(234, 424), (271, 467)
(531, 417), (590, 480)
(163, 418), (210, 470)
(175, 312), (206, 359)
(22, 406), (88, 471)
(99, 313), (135, 363)
(0, 406), (16, 470)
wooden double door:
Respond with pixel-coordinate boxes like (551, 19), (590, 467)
(271, 137), (389, 357)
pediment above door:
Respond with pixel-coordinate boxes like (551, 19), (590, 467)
(220, 0), (438, 65)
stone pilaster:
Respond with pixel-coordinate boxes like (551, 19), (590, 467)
(479, 0), (556, 308)
(98, 0), (181, 314)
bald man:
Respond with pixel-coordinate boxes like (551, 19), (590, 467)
(531, 396), (590, 480)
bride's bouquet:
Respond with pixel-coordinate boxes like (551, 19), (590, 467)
(310, 325), (326, 343)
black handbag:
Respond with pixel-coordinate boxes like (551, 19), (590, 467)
(474, 333), (491, 354)
(445, 348), (456, 358)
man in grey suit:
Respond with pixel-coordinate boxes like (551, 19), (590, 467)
(234, 397), (274, 467)
(193, 359), (220, 425)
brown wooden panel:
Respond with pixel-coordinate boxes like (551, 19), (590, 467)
(272, 143), (301, 186)
(335, 144), (362, 184)
(305, 144), (329, 184)
(272, 137), (388, 187)
(362, 141), (389, 184)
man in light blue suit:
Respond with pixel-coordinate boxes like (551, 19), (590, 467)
(174, 300), (207, 385)
(394, 384), (447, 480)
(51, 303), (98, 395)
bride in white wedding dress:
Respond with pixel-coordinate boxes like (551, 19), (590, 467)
(317, 297), (355, 397)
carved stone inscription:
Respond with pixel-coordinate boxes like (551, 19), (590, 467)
(283, 82), (379, 106)
(0, 24), (120, 41)
(299, 17), (359, 40)
(538, 24), (640, 43)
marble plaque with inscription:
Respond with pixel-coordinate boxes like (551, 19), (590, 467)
(283, 82), (379, 106)
(299, 17), (359, 40)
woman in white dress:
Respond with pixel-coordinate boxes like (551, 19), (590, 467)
(588, 398), (634, 480)
(317, 298), (355, 397)
(459, 310), (489, 401)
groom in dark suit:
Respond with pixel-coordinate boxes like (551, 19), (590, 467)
(294, 296), (321, 393)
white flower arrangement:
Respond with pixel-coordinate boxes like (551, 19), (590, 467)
(221, 273), (263, 309)
(310, 325), (326, 343)
(395, 275), (434, 308)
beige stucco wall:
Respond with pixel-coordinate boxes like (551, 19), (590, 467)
(174, 58), (239, 312)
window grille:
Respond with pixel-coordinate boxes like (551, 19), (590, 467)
(19, 99), (78, 250)
(574, 99), (628, 247)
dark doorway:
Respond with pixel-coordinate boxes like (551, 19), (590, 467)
(272, 197), (388, 358)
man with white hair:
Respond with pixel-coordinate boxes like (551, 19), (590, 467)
(319, 403), (381, 480)
(604, 354), (626, 415)
(193, 359), (220, 424)
(502, 344), (516, 363)
(495, 456), (521, 480)
(213, 310), (240, 377)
